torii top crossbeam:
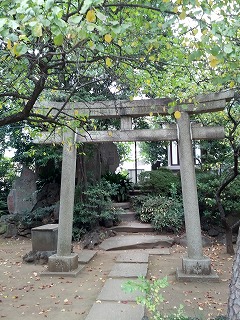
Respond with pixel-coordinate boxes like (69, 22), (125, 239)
(35, 90), (234, 119)
(34, 90), (235, 144)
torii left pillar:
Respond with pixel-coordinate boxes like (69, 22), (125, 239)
(47, 130), (80, 275)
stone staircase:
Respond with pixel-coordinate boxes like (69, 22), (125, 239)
(84, 202), (172, 320)
(99, 202), (174, 251)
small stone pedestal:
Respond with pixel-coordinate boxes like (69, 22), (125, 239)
(48, 253), (78, 272)
(176, 256), (219, 282)
(41, 253), (83, 277)
(31, 224), (58, 252)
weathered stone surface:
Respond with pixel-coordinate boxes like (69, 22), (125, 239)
(182, 256), (212, 275)
(176, 268), (219, 282)
(85, 302), (144, 320)
(118, 211), (136, 222)
(145, 248), (170, 255)
(81, 229), (117, 249)
(4, 222), (18, 238)
(78, 250), (97, 264)
(112, 221), (154, 233)
(116, 252), (149, 263)
(33, 182), (60, 211)
(0, 223), (7, 235)
(97, 278), (142, 301)
(48, 253), (78, 272)
(23, 250), (56, 264)
(99, 234), (174, 251)
(31, 224), (58, 252)
(83, 143), (120, 181)
(7, 166), (37, 215)
(109, 262), (148, 278)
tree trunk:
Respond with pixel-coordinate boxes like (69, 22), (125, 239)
(228, 227), (240, 319)
(225, 223), (235, 255)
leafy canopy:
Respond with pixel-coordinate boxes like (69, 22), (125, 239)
(0, 0), (239, 129)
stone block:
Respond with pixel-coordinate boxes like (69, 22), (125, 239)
(182, 256), (211, 275)
(48, 253), (78, 272)
(7, 166), (37, 214)
(31, 224), (58, 252)
(176, 268), (219, 282)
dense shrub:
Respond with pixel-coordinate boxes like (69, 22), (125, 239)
(138, 168), (181, 197)
(196, 171), (240, 225)
(132, 188), (184, 233)
(73, 179), (121, 241)
(102, 171), (133, 202)
(18, 205), (56, 228)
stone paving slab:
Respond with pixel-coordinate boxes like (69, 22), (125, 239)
(84, 301), (144, 320)
(109, 262), (148, 278)
(99, 234), (174, 251)
(97, 278), (142, 301)
(116, 251), (149, 263)
(78, 250), (97, 264)
(147, 248), (171, 255)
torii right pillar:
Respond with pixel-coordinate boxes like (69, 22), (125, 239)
(176, 111), (219, 281)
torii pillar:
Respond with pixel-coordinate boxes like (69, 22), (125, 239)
(47, 130), (80, 275)
(176, 112), (218, 281)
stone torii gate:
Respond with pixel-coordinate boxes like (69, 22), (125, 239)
(34, 90), (234, 280)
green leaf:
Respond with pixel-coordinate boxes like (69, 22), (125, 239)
(15, 43), (28, 56)
(53, 34), (64, 46)
(188, 50), (202, 62)
(224, 44), (233, 54)
(95, 10), (106, 21)
(32, 23), (43, 37)
(69, 15), (83, 24)
(0, 18), (7, 29)
(45, 0), (54, 11)
(210, 46), (220, 56)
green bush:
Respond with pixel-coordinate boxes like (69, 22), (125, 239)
(102, 171), (133, 202)
(138, 168), (181, 197)
(151, 197), (184, 233)
(196, 171), (219, 220)
(17, 205), (56, 228)
(132, 189), (184, 233)
(196, 171), (240, 226)
(73, 179), (121, 240)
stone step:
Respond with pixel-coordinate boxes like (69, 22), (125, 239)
(112, 202), (131, 210)
(111, 221), (154, 233)
(99, 234), (174, 251)
(119, 211), (136, 222)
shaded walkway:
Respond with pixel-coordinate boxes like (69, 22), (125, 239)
(84, 203), (172, 319)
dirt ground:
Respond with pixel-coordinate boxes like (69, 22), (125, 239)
(0, 237), (234, 320)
